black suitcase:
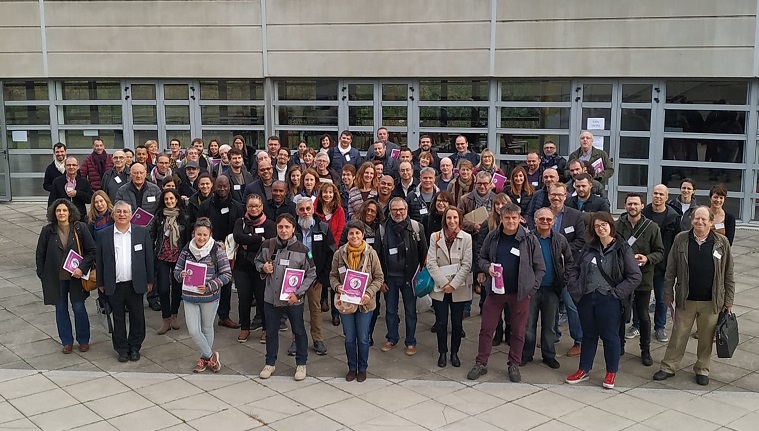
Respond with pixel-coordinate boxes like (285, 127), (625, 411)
(716, 311), (739, 358)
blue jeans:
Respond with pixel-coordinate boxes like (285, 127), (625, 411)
(183, 299), (219, 359)
(578, 291), (622, 373)
(555, 287), (583, 344)
(341, 310), (372, 372)
(523, 287), (559, 361)
(384, 278), (417, 346)
(264, 302), (308, 366)
(55, 281), (90, 346)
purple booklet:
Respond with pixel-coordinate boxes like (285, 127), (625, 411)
(491, 173), (507, 192)
(341, 270), (369, 305)
(63, 249), (84, 274)
(491, 263), (505, 294)
(131, 207), (154, 227)
(281, 268), (305, 300)
(390, 148), (400, 160)
(211, 158), (221, 167)
(182, 261), (207, 293)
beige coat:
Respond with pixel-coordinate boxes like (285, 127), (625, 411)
(329, 242), (384, 313)
(426, 229), (473, 303)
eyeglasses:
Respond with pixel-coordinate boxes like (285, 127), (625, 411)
(476, 182), (490, 186)
(537, 217), (554, 222)
(390, 208), (406, 212)
(593, 223), (609, 229)
(549, 193), (566, 197)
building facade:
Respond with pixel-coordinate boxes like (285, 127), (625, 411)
(1, 0), (758, 220)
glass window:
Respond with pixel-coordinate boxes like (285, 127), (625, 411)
(621, 84), (652, 103)
(663, 138), (743, 163)
(9, 153), (54, 173)
(201, 105), (264, 126)
(165, 105), (190, 125)
(620, 109), (651, 131)
(5, 106), (50, 126)
(165, 131), (191, 148)
(163, 84), (189, 100)
(132, 105), (157, 125)
(11, 177), (45, 198)
(61, 81), (120, 100)
(277, 106), (338, 127)
(501, 80), (570, 102)
(664, 110), (744, 134)
(420, 106), (488, 128)
(348, 84), (373, 101)
(346, 131), (375, 151)
(619, 136), (650, 159)
(381, 84), (408, 101)
(662, 166), (743, 192)
(277, 80), (338, 101)
(134, 130), (159, 147)
(61, 105), (122, 125)
(617, 165), (648, 187)
(348, 106), (373, 127)
(582, 84), (613, 103)
(62, 130), (124, 149)
(500, 107), (569, 129)
(202, 130), (265, 150)
(131, 84), (156, 100)
(420, 80), (488, 102)
(666, 81), (748, 105)
(3, 81), (48, 101)
(581, 108), (612, 130)
(498, 133), (569, 157)
(425, 132), (487, 154)
(6, 130), (52, 150)
(200, 80), (264, 100)
(381, 106), (407, 127)
(276, 130), (337, 151)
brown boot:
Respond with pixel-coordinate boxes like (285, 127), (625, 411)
(170, 314), (180, 330)
(157, 318), (172, 335)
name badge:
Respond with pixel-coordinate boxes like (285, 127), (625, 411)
(234, 184), (241, 190)
(591, 257), (597, 265)
(114, 177), (122, 184)
(551, 165), (558, 170)
(366, 237), (375, 244)
(314, 234), (323, 241)
(255, 228), (265, 234)
(713, 250), (722, 260)
(221, 207), (229, 214)
(564, 226), (574, 234)
(345, 155), (351, 162)
(510, 247), (520, 257)
(531, 181), (539, 187)
(280, 259), (290, 266)
(627, 236), (637, 246)
(714, 223), (725, 230)
(338, 266), (347, 274)
(420, 208), (428, 215)
(516, 197), (521, 203)
(134, 244), (143, 251)
(147, 196), (156, 203)
(389, 248), (398, 255)
(572, 191), (578, 196)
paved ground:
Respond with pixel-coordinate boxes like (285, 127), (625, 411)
(1, 202), (759, 430)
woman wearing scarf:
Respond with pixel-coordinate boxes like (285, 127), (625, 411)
(474, 150), (506, 180)
(233, 194), (276, 343)
(151, 189), (191, 334)
(330, 220), (384, 382)
(426, 206), (473, 368)
(87, 191), (114, 238)
(174, 218), (232, 373)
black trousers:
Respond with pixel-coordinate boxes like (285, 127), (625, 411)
(217, 281), (233, 320)
(234, 267), (265, 330)
(109, 281), (146, 355)
(620, 290), (651, 352)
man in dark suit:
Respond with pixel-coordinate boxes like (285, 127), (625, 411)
(96, 201), (155, 362)
(43, 142), (67, 206)
(50, 156), (93, 223)
(565, 173), (611, 227)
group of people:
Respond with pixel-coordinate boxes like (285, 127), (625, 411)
(35, 129), (735, 388)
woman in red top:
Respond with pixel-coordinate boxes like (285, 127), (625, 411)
(315, 182), (346, 246)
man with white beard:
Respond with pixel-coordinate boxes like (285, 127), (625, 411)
(285, 196), (336, 357)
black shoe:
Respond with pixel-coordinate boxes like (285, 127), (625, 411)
(117, 352), (129, 363)
(492, 337), (502, 347)
(313, 341), (327, 355)
(460, 329), (466, 338)
(463, 310), (471, 319)
(279, 322), (288, 331)
(250, 321), (263, 332)
(653, 370), (674, 381)
(450, 353), (461, 367)
(437, 353), (447, 368)
(641, 350), (653, 367)
(129, 351), (140, 361)
(149, 300), (161, 312)
(431, 326), (438, 333)
(508, 363), (521, 383)
(542, 358), (561, 369)
(287, 341), (296, 356)
(520, 357), (533, 367)
(369, 337), (374, 347)
(695, 374), (709, 386)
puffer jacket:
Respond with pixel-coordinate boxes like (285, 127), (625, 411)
(329, 242), (384, 313)
(254, 236), (317, 307)
(567, 234), (642, 303)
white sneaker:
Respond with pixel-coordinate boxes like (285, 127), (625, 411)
(294, 365), (307, 381)
(625, 326), (640, 339)
(259, 365), (275, 379)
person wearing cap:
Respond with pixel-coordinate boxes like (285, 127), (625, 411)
(178, 160), (202, 200)
(330, 220), (384, 382)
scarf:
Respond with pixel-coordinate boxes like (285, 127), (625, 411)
(162, 207), (181, 248)
(474, 191), (493, 213)
(151, 166), (172, 183)
(390, 217), (409, 236)
(457, 176), (472, 192)
(540, 153), (562, 169)
(55, 159), (65, 174)
(189, 237), (214, 260)
(92, 151), (108, 177)
(443, 226), (460, 249)
(93, 211), (112, 233)
(346, 241), (366, 270)
(338, 145), (352, 156)
(244, 211), (267, 228)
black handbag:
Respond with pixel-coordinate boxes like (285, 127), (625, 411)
(96, 295), (114, 334)
(716, 310), (739, 358)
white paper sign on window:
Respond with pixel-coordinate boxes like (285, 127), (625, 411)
(586, 118), (605, 130)
(11, 131), (28, 142)
(592, 135), (604, 150)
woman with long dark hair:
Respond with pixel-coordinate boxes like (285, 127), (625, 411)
(506, 165), (534, 213)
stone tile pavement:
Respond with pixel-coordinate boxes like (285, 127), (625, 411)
(0, 202), (759, 430)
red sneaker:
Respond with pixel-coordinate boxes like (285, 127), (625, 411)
(603, 372), (616, 389)
(565, 369), (590, 384)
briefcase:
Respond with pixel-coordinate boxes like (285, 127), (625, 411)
(716, 311), (739, 358)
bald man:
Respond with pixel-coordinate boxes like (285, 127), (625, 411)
(567, 131), (614, 185)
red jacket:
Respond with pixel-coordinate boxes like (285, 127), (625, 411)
(79, 151), (113, 191)
(314, 197), (346, 246)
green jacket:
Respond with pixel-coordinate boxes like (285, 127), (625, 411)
(568, 147), (614, 184)
(616, 213), (664, 292)
(664, 230), (734, 314)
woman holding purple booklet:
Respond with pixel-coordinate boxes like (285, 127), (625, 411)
(330, 220), (384, 383)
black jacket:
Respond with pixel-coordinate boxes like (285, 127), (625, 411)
(667, 196), (699, 231)
(44, 162), (64, 205)
(36, 221), (95, 305)
(533, 230), (574, 295)
(642, 204), (682, 274)
(555, 206), (586, 255)
(566, 193), (611, 214)
(567, 235), (642, 303)
(96, 224), (155, 296)
(378, 218), (428, 284)
(244, 179), (273, 203)
(186, 192), (211, 225)
(263, 198), (296, 222)
(197, 194), (245, 240)
(295, 220), (336, 288)
(224, 168), (254, 203)
(50, 175), (93, 222)
(233, 216), (277, 271)
(616, 213), (664, 292)
(149, 209), (192, 260)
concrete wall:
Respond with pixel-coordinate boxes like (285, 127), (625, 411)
(0, 0), (756, 79)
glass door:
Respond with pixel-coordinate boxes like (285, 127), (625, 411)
(378, 81), (414, 148)
(159, 81), (196, 152)
(0, 82), (11, 200)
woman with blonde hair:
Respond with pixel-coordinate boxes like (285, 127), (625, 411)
(298, 168), (320, 200)
(347, 162), (379, 218)
(87, 190), (114, 238)
(474, 149), (505, 179)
